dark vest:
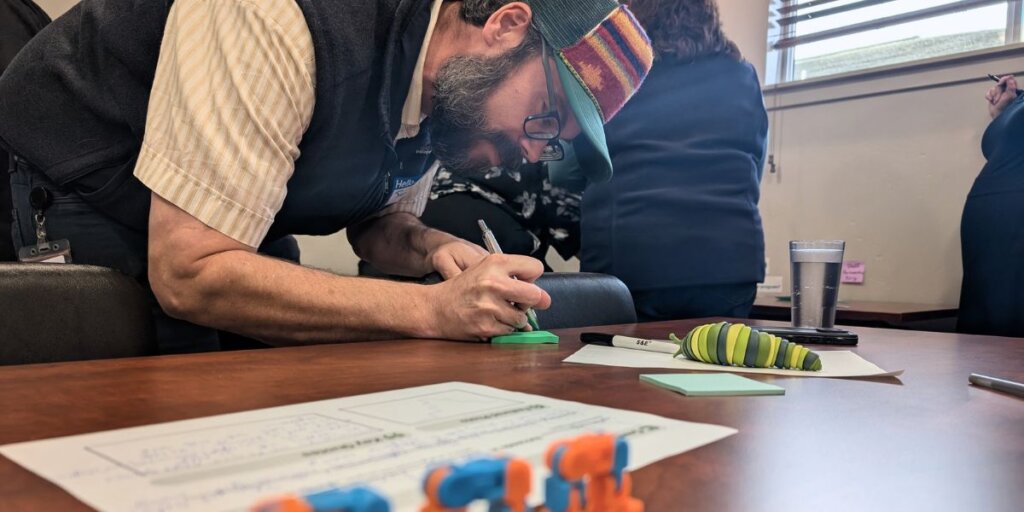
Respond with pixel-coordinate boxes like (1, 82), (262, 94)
(0, 0), (435, 240)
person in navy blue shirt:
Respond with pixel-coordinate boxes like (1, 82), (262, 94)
(575, 0), (768, 321)
(958, 74), (1024, 336)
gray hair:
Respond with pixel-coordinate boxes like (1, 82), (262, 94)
(431, 24), (542, 173)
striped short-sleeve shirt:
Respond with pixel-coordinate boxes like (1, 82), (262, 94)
(134, 0), (439, 247)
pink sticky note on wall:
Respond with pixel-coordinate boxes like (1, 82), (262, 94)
(842, 260), (865, 284)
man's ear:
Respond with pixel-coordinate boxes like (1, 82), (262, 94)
(480, 2), (532, 52)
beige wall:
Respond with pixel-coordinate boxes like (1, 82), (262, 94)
(719, 0), (1021, 305)
(295, 233), (360, 275)
(35, 0), (76, 18)
(717, 0), (770, 82)
(762, 52), (1021, 304)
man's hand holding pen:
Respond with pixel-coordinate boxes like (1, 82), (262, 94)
(426, 254), (550, 341)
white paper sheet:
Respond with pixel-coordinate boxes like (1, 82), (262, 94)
(564, 345), (904, 378)
(1, 382), (736, 512)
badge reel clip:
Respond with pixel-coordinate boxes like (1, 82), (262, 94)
(17, 186), (73, 264)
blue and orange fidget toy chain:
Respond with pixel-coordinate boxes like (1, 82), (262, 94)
(252, 433), (643, 512)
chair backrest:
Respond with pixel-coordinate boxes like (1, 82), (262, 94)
(0, 263), (156, 365)
(534, 272), (637, 330)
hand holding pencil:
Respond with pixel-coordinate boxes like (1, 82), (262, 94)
(479, 219), (541, 331)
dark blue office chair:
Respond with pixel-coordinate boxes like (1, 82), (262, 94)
(0, 263), (156, 364)
(534, 272), (637, 329)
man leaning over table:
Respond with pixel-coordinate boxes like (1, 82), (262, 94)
(0, 0), (653, 352)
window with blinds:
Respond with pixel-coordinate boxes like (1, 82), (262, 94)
(766, 0), (1024, 84)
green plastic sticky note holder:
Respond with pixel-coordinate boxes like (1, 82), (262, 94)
(491, 331), (559, 344)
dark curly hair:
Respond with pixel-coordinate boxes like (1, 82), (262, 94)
(626, 0), (740, 62)
(458, 0), (519, 26)
(455, 1), (542, 54)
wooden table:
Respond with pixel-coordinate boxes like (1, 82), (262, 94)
(752, 296), (959, 325)
(1, 319), (1022, 512)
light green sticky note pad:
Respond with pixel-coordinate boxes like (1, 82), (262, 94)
(491, 330), (559, 344)
(640, 373), (784, 396)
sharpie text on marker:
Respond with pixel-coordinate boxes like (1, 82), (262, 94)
(580, 333), (679, 354)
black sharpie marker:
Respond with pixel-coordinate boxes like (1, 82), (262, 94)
(580, 333), (679, 354)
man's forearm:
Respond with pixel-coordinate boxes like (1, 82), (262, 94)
(148, 193), (532, 345)
(348, 212), (460, 276)
(155, 248), (440, 346)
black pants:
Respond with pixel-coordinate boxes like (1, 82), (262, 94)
(631, 282), (757, 322)
(0, 150), (15, 261)
(9, 156), (298, 353)
(958, 188), (1024, 337)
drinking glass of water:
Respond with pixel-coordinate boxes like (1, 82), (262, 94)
(790, 240), (845, 328)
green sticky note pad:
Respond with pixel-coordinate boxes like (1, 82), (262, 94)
(640, 373), (784, 397)
(491, 331), (559, 344)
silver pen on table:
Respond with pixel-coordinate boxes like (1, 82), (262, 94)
(478, 219), (540, 331)
(969, 373), (1024, 399)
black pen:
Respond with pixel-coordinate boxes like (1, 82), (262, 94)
(969, 373), (1024, 399)
(988, 73), (1023, 96)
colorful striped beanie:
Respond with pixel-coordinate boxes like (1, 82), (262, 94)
(531, 0), (654, 184)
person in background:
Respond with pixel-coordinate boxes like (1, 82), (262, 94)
(418, 162), (581, 271)
(573, 0), (768, 321)
(958, 74), (1023, 337)
(1, 0), (50, 262)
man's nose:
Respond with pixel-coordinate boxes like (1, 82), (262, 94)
(521, 138), (548, 163)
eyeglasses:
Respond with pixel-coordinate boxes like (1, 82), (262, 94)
(523, 38), (565, 161)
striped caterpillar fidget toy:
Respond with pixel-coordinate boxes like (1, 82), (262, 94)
(669, 321), (822, 371)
